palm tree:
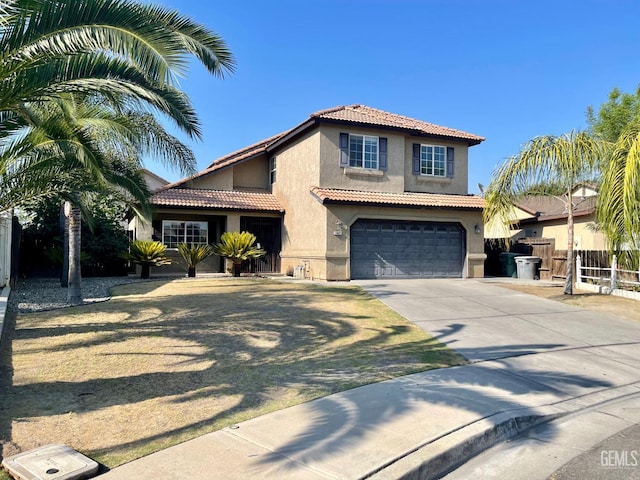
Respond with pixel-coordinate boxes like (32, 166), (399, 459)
(484, 131), (607, 294)
(597, 123), (640, 269)
(1, 0), (235, 130)
(0, 0), (235, 304)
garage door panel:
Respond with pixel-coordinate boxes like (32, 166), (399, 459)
(350, 219), (464, 279)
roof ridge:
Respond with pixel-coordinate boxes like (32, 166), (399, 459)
(310, 105), (347, 117)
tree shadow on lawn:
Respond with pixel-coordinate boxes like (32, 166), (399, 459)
(253, 334), (616, 479)
(0, 279), (454, 468)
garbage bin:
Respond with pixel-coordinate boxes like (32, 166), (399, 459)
(515, 256), (541, 280)
(498, 252), (525, 278)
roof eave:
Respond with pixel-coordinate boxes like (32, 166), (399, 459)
(314, 118), (484, 146)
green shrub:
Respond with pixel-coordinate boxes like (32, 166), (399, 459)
(212, 231), (265, 277)
(125, 240), (172, 278)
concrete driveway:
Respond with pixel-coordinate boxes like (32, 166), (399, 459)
(354, 278), (640, 364)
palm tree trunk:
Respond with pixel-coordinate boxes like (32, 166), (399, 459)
(66, 201), (83, 305)
(564, 190), (574, 295)
(60, 203), (69, 287)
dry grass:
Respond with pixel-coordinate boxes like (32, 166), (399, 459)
(499, 283), (640, 322)
(0, 277), (463, 472)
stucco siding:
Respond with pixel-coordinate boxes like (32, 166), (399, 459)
(534, 217), (607, 250)
(189, 169), (233, 190)
(271, 130), (327, 276)
(233, 154), (270, 189)
(318, 125), (405, 193)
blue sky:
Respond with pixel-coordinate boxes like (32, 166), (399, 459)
(154, 0), (640, 193)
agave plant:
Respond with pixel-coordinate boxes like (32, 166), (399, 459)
(126, 240), (172, 279)
(178, 243), (213, 277)
(212, 231), (265, 277)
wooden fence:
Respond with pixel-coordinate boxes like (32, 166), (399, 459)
(493, 238), (614, 282)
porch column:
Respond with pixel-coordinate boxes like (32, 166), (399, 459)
(226, 214), (241, 233)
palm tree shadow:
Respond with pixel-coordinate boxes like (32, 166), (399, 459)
(252, 339), (614, 478)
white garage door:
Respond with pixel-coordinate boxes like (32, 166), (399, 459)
(350, 219), (465, 279)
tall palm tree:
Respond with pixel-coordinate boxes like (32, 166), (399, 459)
(597, 123), (640, 269)
(1, 0), (235, 304)
(1, 0), (235, 208)
(1, 94), (196, 303)
(1, 0), (234, 132)
(484, 131), (607, 294)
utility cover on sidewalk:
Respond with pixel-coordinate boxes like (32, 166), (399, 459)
(2, 444), (98, 480)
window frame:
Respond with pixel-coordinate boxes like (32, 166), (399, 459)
(420, 144), (447, 177)
(161, 220), (209, 249)
(269, 157), (276, 184)
(349, 134), (379, 170)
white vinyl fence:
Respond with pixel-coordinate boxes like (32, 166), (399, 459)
(576, 254), (640, 300)
(0, 211), (12, 288)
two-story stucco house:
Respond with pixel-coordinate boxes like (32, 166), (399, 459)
(130, 105), (486, 280)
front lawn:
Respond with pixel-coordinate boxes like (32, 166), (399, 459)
(0, 278), (463, 472)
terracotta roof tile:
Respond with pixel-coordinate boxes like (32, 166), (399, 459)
(311, 105), (485, 144)
(151, 188), (284, 212)
(310, 187), (484, 210)
(156, 105), (483, 191)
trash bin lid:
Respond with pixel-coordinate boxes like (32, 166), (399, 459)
(515, 256), (541, 262)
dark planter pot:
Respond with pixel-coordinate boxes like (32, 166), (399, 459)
(140, 264), (150, 279)
(232, 263), (241, 277)
(188, 266), (196, 278)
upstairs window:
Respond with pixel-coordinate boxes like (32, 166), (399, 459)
(269, 157), (276, 184)
(421, 145), (446, 177)
(349, 134), (378, 169)
(412, 143), (454, 178)
(162, 221), (208, 248)
(339, 133), (387, 170)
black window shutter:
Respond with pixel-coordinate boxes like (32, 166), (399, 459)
(379, 137), (388, 170)
(339, 133), (349, 167)
(412, 143), (420, 175)
(446, 147), (454, 178)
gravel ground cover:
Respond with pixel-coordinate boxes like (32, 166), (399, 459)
(6, 276), (165, 314)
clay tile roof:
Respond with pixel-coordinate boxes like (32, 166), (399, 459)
(151, 188), (284, 212)
(311, 105), (485, 145)
(310, 187), (484, 210)
(155, 131), (291, 192)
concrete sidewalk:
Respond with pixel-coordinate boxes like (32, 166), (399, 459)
(98, 279), (640, 480)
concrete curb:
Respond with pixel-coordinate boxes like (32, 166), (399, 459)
(0, 285), (10, 341)
(367, 383), (640, 480)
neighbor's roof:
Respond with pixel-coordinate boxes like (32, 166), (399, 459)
(310, 187), (484, 210)
(151, 188), (284, 213)
(517, 195), (597, 224)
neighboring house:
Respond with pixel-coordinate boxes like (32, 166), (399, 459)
(485, 184), (607, 250)
(131, 105), (486, 280)
(142, 168), (170, 192)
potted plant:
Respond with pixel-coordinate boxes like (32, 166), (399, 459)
(178, 243), (213, 277)
(125, 240), (172, 279)
(212, 231), (265, 277)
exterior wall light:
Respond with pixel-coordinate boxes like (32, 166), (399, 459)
(474, 224), (481, 234)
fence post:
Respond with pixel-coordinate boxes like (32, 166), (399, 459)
(610, 254), (617, 292)
(575, 254), (582, 284)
